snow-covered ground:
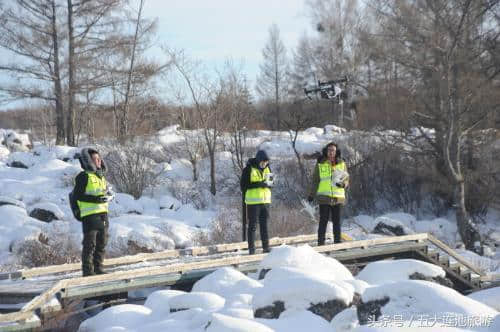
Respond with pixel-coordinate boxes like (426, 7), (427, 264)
(0, 125), (499, 330)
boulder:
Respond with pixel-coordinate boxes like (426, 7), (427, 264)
(373, 221), (409, 236)
(409, 272), (454, 289)
(29, 208), (59, 223)
(254, 300), (285, 319)
(8, 160), (28, 169)
(356, 297), (390, 325)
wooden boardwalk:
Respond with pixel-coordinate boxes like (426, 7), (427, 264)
(0, 233), (496, 331)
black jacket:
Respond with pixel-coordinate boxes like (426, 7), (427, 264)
(240, 158), (271, 194)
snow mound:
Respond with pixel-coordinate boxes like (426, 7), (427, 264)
(206, 313), (273, 332)
(144, 289), (185, 316)
(357, 259), (446, 285)
(361, 280), (498, 327)
(0, 196), (26, 209)
(0, 205), (43, 252)
(259, 244), (353, 281)
(78, 304), (151, 331)
(192, 267), (263, 299)
(252, 275), (354, 312)
(259, 309), (332, 332)
(330, 307), (359, 331)
(467, 287), (500, 311)
(168, 291), (225, 312)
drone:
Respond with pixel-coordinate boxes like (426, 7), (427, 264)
(304, 76), (349, 103)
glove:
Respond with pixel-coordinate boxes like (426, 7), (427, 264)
(307, 195), (314, 203)
(259, 182), (269, 188)
(336, 182), (345, 188)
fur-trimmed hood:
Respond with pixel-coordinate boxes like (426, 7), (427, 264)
(78, 147), (106, 173)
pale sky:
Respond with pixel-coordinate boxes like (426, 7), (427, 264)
(1, 0), (312, 110)
(141, 0), (312, 84)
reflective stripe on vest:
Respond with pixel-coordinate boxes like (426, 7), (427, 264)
(316, 161), (346, 198)
(245, 166), (271, 205)
(77, 172), (108, 218)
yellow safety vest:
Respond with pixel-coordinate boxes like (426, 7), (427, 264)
(77, 172), (109, 218)
(317, 161), (347, 198)
(245, 166), (271, 205)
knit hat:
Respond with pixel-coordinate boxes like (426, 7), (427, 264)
(255, 150), (269, 162)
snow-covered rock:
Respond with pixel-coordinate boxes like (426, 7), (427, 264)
(144, 289), (186, 317)
(259, 244), (354, 282)
(168, 292), (225, 312)
(373, 215), (414, 236)
(1, 130), (31, 152)
(358, 280), (498, 327)
(78, 304), (151, 332)
(252, 275), (354, 320)
(206, 313), (273, 332)
(28, 202), (65, 222)
(357, 259), (446, 285)
(192, 267), (263, 299)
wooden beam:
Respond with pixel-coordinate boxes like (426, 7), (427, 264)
(479, 273), (500, 282)
(315, 233), (428, 253)
(7, 233), (331, 280)
(427, 234), (484, 276)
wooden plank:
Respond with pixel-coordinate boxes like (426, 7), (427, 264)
(427, 234), (484, 276)
(413, 250), (479, 292)
(65, 244), (427, 300)
(315, 233), (428, 253)
(7, 233), (328, 280)
(329, 243), (428, 261)
(479, 273), (500, 282)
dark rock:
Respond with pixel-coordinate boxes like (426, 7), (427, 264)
(373, 222), (407, 236)
(29, 208), (59, 223)
(254, 300), (285, 319)
(170, 308), (188, 313)
(357, 296), (390, 325)
(8, 161), (28, 169)
(308, 299), (348, 321)
(258, 268), (271, 280)
(409, 272), (454, 288)
(351, 293), (362, 306)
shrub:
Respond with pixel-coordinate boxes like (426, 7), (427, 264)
(15, 233), (80, 268)
(105, 144), (162, 199)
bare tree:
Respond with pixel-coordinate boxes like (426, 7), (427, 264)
(282, 100), (315, 185)
(256, 24), (289, 130)
(368, 0), (500, 249)
(65, 0), (123, 146)
(167, 50), (224, 195)
(0, 0), (66, 144)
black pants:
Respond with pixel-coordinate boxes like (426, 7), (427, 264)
(318, 204), (342, 245)
(82, 213), (109, 276)
(247, 204), (270, 254)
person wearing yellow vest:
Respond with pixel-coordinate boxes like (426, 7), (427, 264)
(240, 150), (272, 254)
(73, 148), (112, 276)
(308, 142), (349, 245)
